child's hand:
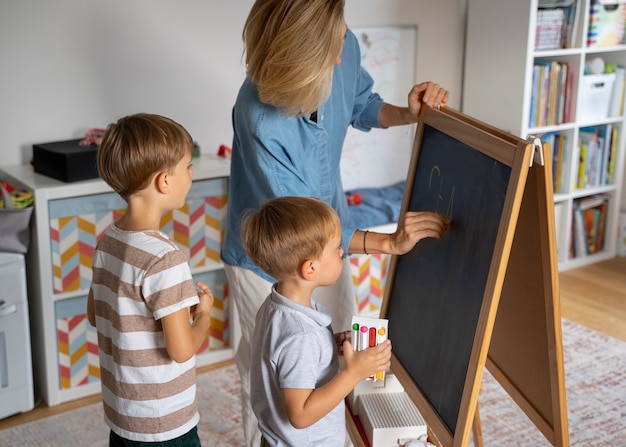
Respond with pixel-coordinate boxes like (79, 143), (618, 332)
(191, 281), (214, 322)
(334, 330), (351, 357)
(343, 338), (392, 381)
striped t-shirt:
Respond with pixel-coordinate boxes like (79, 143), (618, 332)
(90, 223), (200, 442)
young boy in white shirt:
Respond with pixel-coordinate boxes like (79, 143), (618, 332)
(241, 196), (392, 447)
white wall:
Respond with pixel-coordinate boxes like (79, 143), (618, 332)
(0, 0), (465, 167)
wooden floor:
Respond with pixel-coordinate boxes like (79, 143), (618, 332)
(1, 257), (625, 431)
(559, 256), (626, 342)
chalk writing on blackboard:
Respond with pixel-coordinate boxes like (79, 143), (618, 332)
(428, 165), (454, 219)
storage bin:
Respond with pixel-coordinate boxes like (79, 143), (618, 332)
(588, 0), (626, 47)
(579, 73), (616, 121)
(0, 183), (33, 254)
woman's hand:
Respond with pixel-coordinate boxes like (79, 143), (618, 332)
(389, 211), (450, 255)
(407, 82), (450, 119)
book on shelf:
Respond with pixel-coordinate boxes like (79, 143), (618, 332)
(554, 201), (566, 258)
(608, 125), (618, 183)
(576, 125), (615, 189)
(541, 132), (568, 193)
(530, 60), (571, 127)
(536, 7), (566, 50)
(572, 194), (609, 257)
(536, 0), (579, 49)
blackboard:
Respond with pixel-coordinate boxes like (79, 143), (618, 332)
(386, 123), (511, 432)
(380, 106), (537, 446)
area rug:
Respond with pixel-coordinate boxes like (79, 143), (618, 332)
(1, 319), (625, 446)
(468, 318), (626, 446)
(0, 363), (244, 447)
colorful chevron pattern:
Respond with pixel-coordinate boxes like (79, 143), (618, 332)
(57, 313), (100, 389)
(349, 253), (390, 315)
(160, 194), (227, 269)
(50, 179), (230, 391)
(56, 271), (230, 390)
(49, 184), (227, 293)
(195, 271), (230, 353)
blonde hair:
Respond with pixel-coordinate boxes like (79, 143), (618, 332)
(243, 0), (346, 117)
(241, 196), (341, 279)
(97, 113), (192, 199)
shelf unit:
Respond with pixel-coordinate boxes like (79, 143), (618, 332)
(463, 0), (626, 270)
(0, 154), (235, 406)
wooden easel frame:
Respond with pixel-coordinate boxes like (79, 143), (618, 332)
(379, 107), (569, 447)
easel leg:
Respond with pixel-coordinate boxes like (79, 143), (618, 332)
(472, 402), (484, 447)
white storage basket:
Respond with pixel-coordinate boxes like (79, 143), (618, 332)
(579, 73), (616, 121)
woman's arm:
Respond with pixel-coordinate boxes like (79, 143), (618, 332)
(349, 211), (450, 255)
(378, 82), (450, 128)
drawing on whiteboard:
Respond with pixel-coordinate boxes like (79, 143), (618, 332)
(341, 26), (417, 191)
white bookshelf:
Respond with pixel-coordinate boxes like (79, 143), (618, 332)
(463, 0), (626, 270)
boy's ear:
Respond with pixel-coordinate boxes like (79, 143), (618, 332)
(300, 259), (317, 280)
(154, 171), (169, 194)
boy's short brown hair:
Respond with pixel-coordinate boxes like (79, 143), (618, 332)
(97, 113), (193, 199)
(241, 196), (341, 280)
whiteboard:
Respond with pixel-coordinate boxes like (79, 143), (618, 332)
(340, 26), (417, 191)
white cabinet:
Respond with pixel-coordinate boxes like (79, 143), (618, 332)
(0, 155), (234, 406)
(463, 0), (626, 270)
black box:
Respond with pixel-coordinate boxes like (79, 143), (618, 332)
(32, 139), (99, 182)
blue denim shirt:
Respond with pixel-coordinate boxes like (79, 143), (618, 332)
(221, 29), (385, 282)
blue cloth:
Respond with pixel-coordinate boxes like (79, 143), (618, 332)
(221, 29), (386, 282)
(345, 181), (405, 229)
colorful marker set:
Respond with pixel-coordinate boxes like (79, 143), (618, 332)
(350, 316), (388, 381)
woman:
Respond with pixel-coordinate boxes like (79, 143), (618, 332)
(221, 1), (450, 445)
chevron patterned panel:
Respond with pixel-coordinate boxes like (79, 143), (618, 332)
(193, 269), (230, 353)
(349, 253), (390, 315)
(56, 297), (100, 389)
(49, 179), (227, 293)
(50, 190), (126, 293)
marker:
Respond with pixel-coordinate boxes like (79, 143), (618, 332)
(376, 326), (388, 381)
(359, 326), (369, 351)
(352, 323), (360, 351)
(369, 326), (377, 348)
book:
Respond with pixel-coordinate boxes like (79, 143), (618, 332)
(595, 200), (609, 252)
(530, 64), (541, 127)
(607, 126), (619, 183)
(573, 204), (588, 257)
(584, 207), (599, 253)
(599, 124), (612, 185)
(573, 194), (609, 257)
(536, 7), (565, 50)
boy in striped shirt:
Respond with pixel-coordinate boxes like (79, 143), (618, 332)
(87, 113), (214, 446)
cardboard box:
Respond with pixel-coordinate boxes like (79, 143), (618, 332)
(32, 139), (99, 182)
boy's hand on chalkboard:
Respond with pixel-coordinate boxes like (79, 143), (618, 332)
(342, 339), (392, 381)
(390, 211), (450, 255)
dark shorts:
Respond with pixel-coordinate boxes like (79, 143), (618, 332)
(109, 426), (201, 447)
